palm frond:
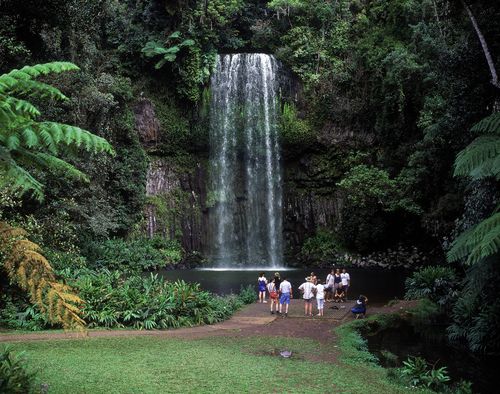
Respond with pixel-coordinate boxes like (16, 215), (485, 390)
(9, 79), (68, 101)
(2, 96), (41, 119)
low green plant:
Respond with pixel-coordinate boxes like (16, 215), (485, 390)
(59, 269), (247, 329)
(238, 284), (257, 304)
(399, 356), (450, 391)
(405, 266), (459, 307)
(0, 294), (50, 331)
(335, 319), (379, 366)
(279, 102), (314, 146)
(0, 346), (38, 393)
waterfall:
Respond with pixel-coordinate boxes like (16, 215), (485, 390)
(209, 53), (283, 267)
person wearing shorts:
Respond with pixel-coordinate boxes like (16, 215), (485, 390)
(258, 272), (268, 303)
(279, 277), (292, 317)
(267, 279), (278, 314)
(298, 277), (316, 317)
(315, 279), (325, 316)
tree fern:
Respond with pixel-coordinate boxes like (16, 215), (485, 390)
(448, 112), (500, 265)
(454, 135), (500, 179)
(470, 112), (500, 135)
(0, 62), (114, 200)
(0, 222), (85, 330)
(448, 211), (500, 264)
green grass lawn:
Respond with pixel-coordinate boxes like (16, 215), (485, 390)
(7, 335), (410, 394)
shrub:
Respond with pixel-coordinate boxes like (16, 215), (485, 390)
(85, 237), (183, 271)
(279, 103), (314, 146)
(301, 229), (344, 264)
(238, 285), (257, 304)
(405, 266), (459, 307)
(0, 294), (50, 331)
(398, 356), (450, 391)
(60, 269), (246, 329)
(0, 347), (38, 394)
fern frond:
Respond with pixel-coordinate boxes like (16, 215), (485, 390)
(20, 151), (89, 182)
(0, 62), (78, 99)
(0, 62), (79, 86)
(9, 79), (68, 101)
(447, 212), (500, 264)
(471, 113), (500, 135)
(0, 222), (86, 330)
(0, 148), (44, 200)
(39, 122), (115, 154)
(0, 98), (18, 126)
(453, 135), (500, 179)
(2, 96), (41, 119)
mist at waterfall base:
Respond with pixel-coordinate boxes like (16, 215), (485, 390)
(208, 53), (283, 268)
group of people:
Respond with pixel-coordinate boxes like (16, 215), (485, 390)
(325, 268), (350, 303)
(258, 272), (293, 317)
(257, 269), (368, 318)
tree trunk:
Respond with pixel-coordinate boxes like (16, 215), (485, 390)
(463, 1), (500, 89)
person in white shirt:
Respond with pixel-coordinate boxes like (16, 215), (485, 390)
(315, 280), (325, 316)
(341, 268), (351, 299)
(278, 277), (293, 317)
(298, 277), (316, 317)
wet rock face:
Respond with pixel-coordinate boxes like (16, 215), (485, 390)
(283, 188), (343, 262)
(145, 158), (208, 253)
(134, 98), (161, 145)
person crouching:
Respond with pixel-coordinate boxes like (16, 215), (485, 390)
(351, 295), (368, 319)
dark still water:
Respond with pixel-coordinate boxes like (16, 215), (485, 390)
(157, 267), (408, 304)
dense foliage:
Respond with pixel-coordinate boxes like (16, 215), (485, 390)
(60, 270), (253, 329)
(1, 0), (499, 357)
(405, 266), (459, 308)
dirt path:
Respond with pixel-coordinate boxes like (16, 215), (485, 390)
(0, 300), (416, 344)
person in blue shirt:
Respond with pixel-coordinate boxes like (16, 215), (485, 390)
(258, 272), (268, 303)
(351, 295), (368, 319)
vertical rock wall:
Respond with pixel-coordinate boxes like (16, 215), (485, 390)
(144, 157), (208, 254)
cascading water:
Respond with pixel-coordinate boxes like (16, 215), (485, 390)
(209, 53), (283, 267)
